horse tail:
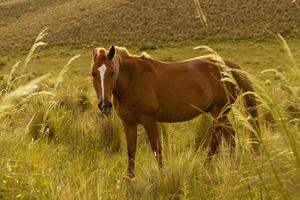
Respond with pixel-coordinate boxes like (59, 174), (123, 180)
(235, 73), (258, 118)
(228, 61), (260, 153)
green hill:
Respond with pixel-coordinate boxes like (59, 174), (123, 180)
(0, 0), (299, 52)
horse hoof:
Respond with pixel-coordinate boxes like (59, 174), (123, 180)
(122, 174), (135, 183)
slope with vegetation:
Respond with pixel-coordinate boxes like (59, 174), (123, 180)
(0, 0), (299, 52)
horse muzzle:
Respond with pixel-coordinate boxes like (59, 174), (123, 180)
(98, 101), (112, 115)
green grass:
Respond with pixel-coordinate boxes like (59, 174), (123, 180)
(0, 34), (300, 199)
(2, 38), (300, 85)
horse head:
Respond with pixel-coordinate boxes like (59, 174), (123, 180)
(91, 46), (118, 115)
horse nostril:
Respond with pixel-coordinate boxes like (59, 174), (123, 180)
(98, 102), (102, 110)
(107, 102), (112, 108)
(98, 101), (112, 113)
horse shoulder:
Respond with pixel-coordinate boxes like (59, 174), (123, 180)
(116, 58), (161, 120)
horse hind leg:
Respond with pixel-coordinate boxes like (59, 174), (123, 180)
(204, 122), (223, 166)
(222, 118), (236, 161)
(204, 106), (236, 166)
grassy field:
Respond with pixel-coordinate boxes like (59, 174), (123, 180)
(0, 31), (300, 199)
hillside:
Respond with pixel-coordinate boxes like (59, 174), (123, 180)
(0, 0), (299, 52)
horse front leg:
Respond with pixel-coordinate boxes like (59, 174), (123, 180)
(123, 121), (137, 179)
(143, 119), (163, 170)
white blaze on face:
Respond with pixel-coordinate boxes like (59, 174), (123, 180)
(98, 64), (107, 100)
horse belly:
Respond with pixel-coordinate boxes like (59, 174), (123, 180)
(156, 76), (213, 122)
(157, 109), (201, 122)
(156, 93), (211, 122)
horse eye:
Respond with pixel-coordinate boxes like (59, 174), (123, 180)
(92, 73), (96, 78)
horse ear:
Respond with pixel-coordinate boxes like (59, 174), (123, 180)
(92, 48), (97, 58)
(107, 46), (115, 60)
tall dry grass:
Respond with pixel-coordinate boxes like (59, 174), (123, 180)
(0, 29), (299, 200)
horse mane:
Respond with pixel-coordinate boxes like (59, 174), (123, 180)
(94, 46), (152, 60)
(115, 46), (152, 60)
(94, 47), (105, 54)
(140, 52), (152, 59)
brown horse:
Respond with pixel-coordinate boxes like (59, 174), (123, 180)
(91, 46), (259, 178)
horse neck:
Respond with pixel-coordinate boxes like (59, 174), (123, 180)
(113, 56), (135, 99)
(113, 55), (158, 100)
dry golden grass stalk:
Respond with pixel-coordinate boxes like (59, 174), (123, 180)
(0, 74), (49, 112)
(54, 55), (80, 89)
(193, 0), (207, 28)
